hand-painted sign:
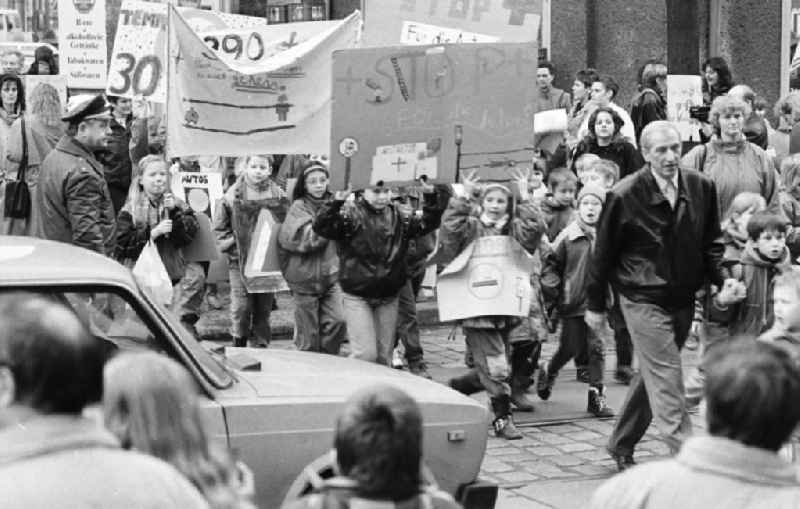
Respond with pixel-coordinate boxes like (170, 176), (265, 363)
(59, 0), (108, 88)
(330, 42), (538, 189)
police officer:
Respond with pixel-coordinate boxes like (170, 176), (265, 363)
(36, 94), (116, 256)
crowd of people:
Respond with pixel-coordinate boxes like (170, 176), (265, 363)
(4, 50), (800, 507)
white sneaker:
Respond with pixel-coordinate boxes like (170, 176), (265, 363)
(392, 346), (405, 369)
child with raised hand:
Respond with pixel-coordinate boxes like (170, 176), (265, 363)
(537, 184), (614, 417)
(278, 160), (345, 355)
(440, 168), (546, 440)
(116, 155), (199, 286)
(214, 154), (288, 348)
(541, 167), (578, 242)
(313, 179), (445, 367)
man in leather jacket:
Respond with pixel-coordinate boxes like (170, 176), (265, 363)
(585, 121), (744, 471)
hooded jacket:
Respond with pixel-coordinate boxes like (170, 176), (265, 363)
(278, 194), (339, 295)
(541, 219), (595, 318)
(708, 243), (792, 336)
(681, 135), (778, 217)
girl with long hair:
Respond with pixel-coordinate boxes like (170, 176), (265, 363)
(103, 351), (255, 509)
(571, 106), (644, 180)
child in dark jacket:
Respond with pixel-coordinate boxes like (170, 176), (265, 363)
(709, 211), (792, 337)
(313, 180), (445, 366)
(779, 154), (800, 261)
(116, 155), (198, 288)
(537, 184), (614, 417)
(214, 154), (289, 348)
(278, 161), (345, 355)
(541, 167), (577, 243)
(440, 169), (546, 440)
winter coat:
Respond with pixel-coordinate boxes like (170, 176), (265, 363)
(96, 114), (135, 215)
(571, 136), (645, 180)
(438, 194), (546, 329)
(0, 415), (209, 509)
(587, 166), (726, 312)
(283, 477), (460, 509)
(213, 177), (288, 267)
(630, 88), (667, 145)
(35, 135), (117, 256)
(540, 197), (575, 242)
(313, 191), (445, 299)
(708, 243), (791, 336)
(115, 196), (198, 283)
(278, 194), (339, 295)
(681, 135), (779, 217)
(541, 220), (595, 318)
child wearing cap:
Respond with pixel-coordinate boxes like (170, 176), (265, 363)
(439, 169), (546, 440)
(538, 184), (615, 417)
(313, 180), (445, 366)
(214, 154), (288, 348)
(278, 161), (345, 355)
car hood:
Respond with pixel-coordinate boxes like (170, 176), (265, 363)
(226, 347), (483, 408)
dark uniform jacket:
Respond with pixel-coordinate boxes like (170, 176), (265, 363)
(36, 135), (117, 256)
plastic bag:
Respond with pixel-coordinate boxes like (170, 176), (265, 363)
(132, 241), (173, 306)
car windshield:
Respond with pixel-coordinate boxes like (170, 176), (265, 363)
(49, 286), (232, 391)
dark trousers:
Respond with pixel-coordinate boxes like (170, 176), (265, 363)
(395, 273), (425, 364)
(548, 316), (604, 387)
(608, 297), (693, 457)
(609, 300), (634, 368)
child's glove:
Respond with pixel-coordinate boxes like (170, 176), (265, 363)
(715, 278), (747, 307)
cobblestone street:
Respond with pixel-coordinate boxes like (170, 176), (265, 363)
(198, 289), (704, 508)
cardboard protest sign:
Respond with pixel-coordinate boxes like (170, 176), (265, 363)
(58, 0), (108, 88)
(666, 75), (704, 142)
(330, 43), (538, 189)
(167, 7), (361, 157)
(241, 209), (289, 293)
(363, 0), (542, 47)
(24, 76), (67, 115)
(436, 236), (533, 322)
(107, 1), (269, 103)
(177, 171), (224, 219)
(183, 213), (220, 263)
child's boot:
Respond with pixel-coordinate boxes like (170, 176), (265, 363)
(588, 385), (615, 417)
(536, 361), (557, 400)
(490, 395), (523, 440)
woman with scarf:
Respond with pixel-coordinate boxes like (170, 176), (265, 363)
(0, 74), (24, 234)
(278, 160), (345, 354)
(0, 82), (64, 235)
(115, 155), (199, 287)
(682, 95), (779, 218)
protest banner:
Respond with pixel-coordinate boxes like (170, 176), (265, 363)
(24, 75), (67, 114)
(666, 75), (704, 142)
(166, 6), (361, 157)
(363, 0), (542, 47)
(330, 42), (538, 189)
(436, 236), (532, 322)
(58, 0), (108, 88)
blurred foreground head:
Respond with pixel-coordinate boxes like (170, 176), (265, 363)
(0, 292), (104, 420)
(335, 384), (423, 501)
(705, 339), (800, 451)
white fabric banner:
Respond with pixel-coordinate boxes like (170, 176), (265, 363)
(166, 7), (361, 157)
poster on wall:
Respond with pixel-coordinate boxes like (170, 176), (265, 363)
(330, 42), (538, 189)
(666, 75), (703, 141)
(362, 0), (544, 48)
(58, 0), (108, 88)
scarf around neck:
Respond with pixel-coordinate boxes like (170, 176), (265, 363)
(480, 212), (509, 230)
